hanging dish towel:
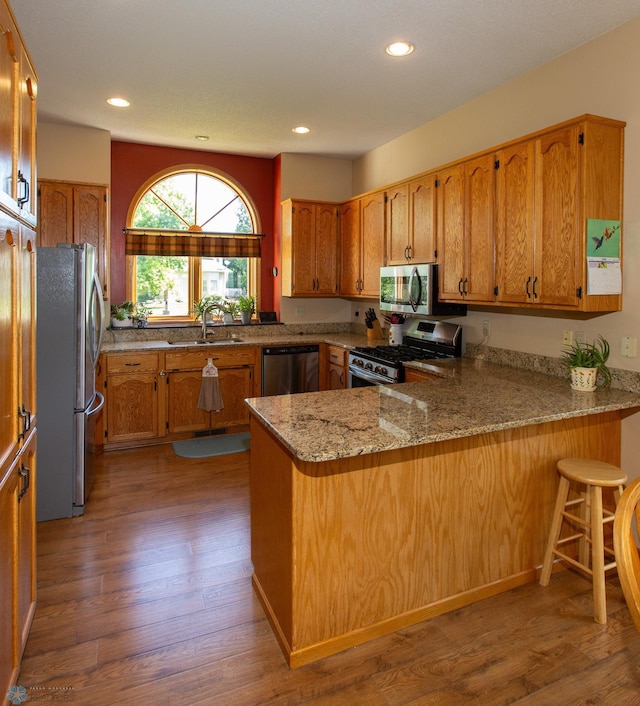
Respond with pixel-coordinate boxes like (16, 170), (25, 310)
(198, 358), (224, 412)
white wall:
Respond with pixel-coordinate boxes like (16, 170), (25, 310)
(37, 122), (111, 184)
(353, 16), (640, 475)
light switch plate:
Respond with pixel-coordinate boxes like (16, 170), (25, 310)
(621, 336), (637, 357)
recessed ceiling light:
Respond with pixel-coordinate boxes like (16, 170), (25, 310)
(107, 97), (130, 108)
(386, 41), (414, 57)
(292, 126), (310, 134)
(195, 135), (209, 141)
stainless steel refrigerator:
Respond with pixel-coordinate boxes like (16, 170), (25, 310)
(36, 243), (105, 520)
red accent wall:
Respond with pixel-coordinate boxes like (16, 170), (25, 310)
(110, 141), (276, 311)
(272, 154), (282, 319)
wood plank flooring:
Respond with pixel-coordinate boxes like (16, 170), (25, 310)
(17, 443), (640, 705)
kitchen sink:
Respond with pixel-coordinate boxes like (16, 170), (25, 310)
(167, 339), (244, 345)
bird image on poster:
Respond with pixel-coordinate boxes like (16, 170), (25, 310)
(587, 219), (620, 258)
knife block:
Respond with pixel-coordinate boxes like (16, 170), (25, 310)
(367, 320), (386, 342)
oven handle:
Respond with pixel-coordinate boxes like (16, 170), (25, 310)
(408, 265), (421, 312)
(348, 364), (391, 386)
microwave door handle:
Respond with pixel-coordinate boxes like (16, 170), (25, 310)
(408, 266), (420, 312)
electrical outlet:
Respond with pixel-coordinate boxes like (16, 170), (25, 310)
(562, 330), (574, 346)
(575, 331), (585, 344)
(295, 306), (305, 317)
(482, 320), (490, 337)
(622, 335), (637, 357)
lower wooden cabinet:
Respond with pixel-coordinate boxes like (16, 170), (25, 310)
(403, 368), (440, 382)
(0, 429), (36, 699)
(104, 353), (162, 444)
(323, 344), (347, 390)
(102, 346), (258, 449)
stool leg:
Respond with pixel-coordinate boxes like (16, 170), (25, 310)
(540, 476), (570, 586)
(579, 486), (590, 568)
(590, 485), (607, 624)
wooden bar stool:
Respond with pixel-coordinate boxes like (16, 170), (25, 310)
(540, 458), (627, 624)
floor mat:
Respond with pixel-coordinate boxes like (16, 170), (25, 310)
(172, 432), (251, 458)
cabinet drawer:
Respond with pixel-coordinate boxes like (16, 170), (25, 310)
(106, 353), (160, 374)
(166, 346), (256, 371)
(328, 345), (346, 367)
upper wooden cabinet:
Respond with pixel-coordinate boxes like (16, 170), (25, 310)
(495, 116), (624, 311)
(281, 199), (339, 297)
(438, 153), (496, 303)
(340, 190), (385, 298)
(386, 176), (437, 265)
(0, 2), (37, 224)
(38, 180), (110, 299)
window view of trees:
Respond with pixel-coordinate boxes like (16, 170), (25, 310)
(130, 171), (256, 318)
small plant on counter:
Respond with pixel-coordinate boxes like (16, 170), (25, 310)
(111, 302), (135, 326)
(561, 335), (611, 388)
(191, 295), (223, 322)
(237, 294), (256, 314)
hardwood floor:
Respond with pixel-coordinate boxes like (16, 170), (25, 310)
(18, 443), (640, 705)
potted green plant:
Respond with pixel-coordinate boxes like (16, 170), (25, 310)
(561, 335), (611, 391)
(110, 301), (135, 328)
(237, 294), (255, 324)
(220, 299), (239, 324)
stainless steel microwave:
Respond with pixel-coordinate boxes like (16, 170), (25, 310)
(380, 264), (467, 317)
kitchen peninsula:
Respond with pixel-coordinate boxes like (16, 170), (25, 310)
(246, 359), (640, 667)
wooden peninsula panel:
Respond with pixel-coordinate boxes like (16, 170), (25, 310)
(250, 410), (622, 668)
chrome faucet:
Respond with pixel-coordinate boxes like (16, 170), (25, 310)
(201, 304), (218, 340)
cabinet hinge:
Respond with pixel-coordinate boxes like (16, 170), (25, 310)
(578, 132), (585, 145)
(104, 430), (108, 439)
(166, 421), (169, 430)
(384, 194), (388, 203)
(434, 179), (439, 188)
(494, 160), (500, 170)
(434, 249), (438, 260)
(576, 286), (583, 299)
(494, 285), (499, 296)
(104, 193), (107, 202)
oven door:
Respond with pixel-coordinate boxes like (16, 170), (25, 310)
(348, 364), (394, 388)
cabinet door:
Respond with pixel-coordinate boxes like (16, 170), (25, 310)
(534, 125), (580, 307)
(16, 433), (36, 658)
(106, 372), (159, 442)
(464, 154), (496, 302)
(166, 370), (211, 434)
(339, 200), (361, 296)
(18, 226), (36, 432)
(214, 367), (253, 428)
(386, 184), (409, 264)
(314, 203), (339, 295)
(437, 164), (465, 300)
(359, 191), (385, 298)
(327, 364), (345, 390)
(290, 201), (316, 295)
(409, 175), (437, 264)
(38, 182), (74, 247)
(0, 464), (18, 698)
(0, 8), (17, 213)
(0, 213), (18, 470)
(496, 140), (536, 304)
(75, 185), (108, 298)
(17, 48), (37, 223)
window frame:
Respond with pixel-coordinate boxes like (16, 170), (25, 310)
(124, 165), (261, 323)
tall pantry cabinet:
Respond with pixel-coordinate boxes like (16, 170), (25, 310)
(0, 0), (38, 698)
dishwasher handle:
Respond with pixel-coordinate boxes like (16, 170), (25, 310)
(262, 344), (320, 356)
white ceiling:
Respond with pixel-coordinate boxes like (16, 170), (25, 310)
(13, 0), (640, 160)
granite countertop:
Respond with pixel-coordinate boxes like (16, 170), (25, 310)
(245, 357), (640, 462)
(100, 331), (371, 354)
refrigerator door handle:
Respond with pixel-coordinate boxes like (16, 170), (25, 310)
(87, 391), (104, 417)
(89, 271), (105, 367)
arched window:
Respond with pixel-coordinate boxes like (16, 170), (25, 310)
(125, 169), (261, 321)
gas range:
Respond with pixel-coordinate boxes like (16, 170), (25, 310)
(348, 320), (462, 386)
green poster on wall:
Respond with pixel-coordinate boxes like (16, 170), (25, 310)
(586, 218), (621, 295)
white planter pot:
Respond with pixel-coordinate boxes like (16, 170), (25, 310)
(240, 311), (251, 325)
(223, 312), (235, 324)
(570, 366), (598, 391)
(111, 317), (131, 328)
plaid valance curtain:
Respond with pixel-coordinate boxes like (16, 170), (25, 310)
(124, 228), (263, 258)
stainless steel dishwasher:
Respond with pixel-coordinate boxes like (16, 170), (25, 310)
(261, 344), (320, 396)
